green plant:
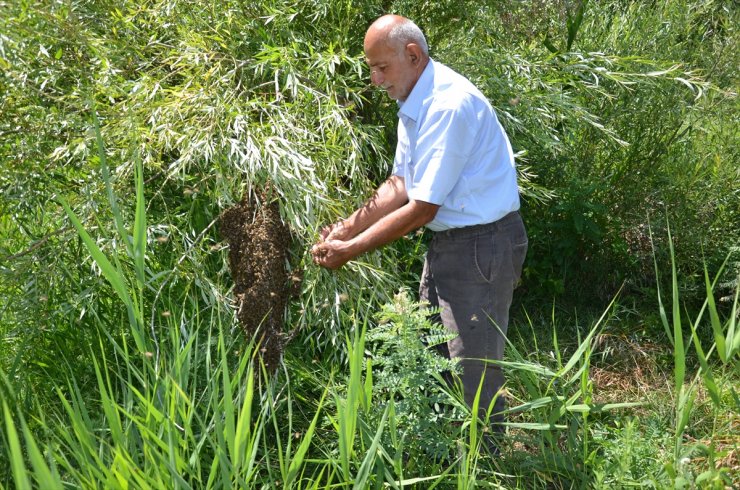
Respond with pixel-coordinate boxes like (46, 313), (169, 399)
(652, 223), (739, 488)
(367, 291), (463, 463)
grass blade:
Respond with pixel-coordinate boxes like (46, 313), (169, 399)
(58, 197), (144, 351)
(3, 401), (32, 490)
(729, 283), (739, 358)
(565, 402), (643, 413)
(667, 224), (686, 397)
(566, 0), (589, 51)
(92, 355), (125, 448)
(21, 420), (63, 490)
(219, 331), (236, 466)
(234, 353), (256, 476)
(688, 317), (721, 407)
(503, 395), (566, 414)
(704, 264), (726, 362)
(92, 111), (130, 257)
(286, 387), (328, 486)
(133, 153), (147, 288)
(353, 404), (389, 490)
(557, 291), (620, 378)
(58, 198), (133, 313)
(649, 220), (675, 345)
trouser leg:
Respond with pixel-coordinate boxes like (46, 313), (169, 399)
(421, 213), (528, 426)
(419, 255), (452, 381)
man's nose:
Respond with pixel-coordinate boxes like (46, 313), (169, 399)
(370, 70), (383, 86)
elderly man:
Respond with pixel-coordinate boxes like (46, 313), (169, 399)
(311, 14), (527, 450)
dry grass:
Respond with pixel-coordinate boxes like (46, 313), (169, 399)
(591, 333), (671, 405)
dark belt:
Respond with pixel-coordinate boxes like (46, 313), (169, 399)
(433, 210), (520, 240)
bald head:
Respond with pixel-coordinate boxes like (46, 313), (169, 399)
(364, 15), (429, 56)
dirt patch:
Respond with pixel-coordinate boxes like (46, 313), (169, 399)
(589, 334), (670, 402)
(218, 191), (298, 368)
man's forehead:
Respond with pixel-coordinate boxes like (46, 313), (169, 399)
(364, 55), (381, 66)
(364, 43), (400, 65)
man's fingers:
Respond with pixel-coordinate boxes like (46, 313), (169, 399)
(311, 243), (328, 261)
(311, 239), (347, 269)
(320, 222), (338, 240)
(319, 221), (345, 242)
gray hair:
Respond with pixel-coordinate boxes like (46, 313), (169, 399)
(387, 19), (429, 55)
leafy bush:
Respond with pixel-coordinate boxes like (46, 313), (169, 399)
(367, 290), (463, 462)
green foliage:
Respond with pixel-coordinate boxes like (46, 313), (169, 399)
(2, 0), (736, 364)
(1, 0), (739, 488)
(652, 225), (740, 487)
(496, 299), (645, 487)
(367, 290), (463, 462)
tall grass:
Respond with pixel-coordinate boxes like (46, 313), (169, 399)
(652, 223), (739, 487)
(2, 198), (737, 488)
(0, 125), (377, 488)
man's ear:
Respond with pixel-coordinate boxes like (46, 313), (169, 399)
(406, 43), (422, 64)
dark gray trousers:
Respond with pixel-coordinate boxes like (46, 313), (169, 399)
(420, 211), (528, 426)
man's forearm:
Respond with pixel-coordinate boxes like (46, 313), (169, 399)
(312, 197), (439, 269)
(341, 175), (408, 238)
(346, 199), (439, 257)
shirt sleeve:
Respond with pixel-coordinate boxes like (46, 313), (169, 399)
(391, 124), (407, 177)
(406, 94), (479, 205)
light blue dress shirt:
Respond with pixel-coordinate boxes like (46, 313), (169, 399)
(393, 59), (520, 231)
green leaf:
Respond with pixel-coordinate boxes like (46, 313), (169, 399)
(668, 224), (686, 396)
(689, 318), (721, 407)
(58, 197), (143, 350)
(133, 153), (146, 288)
(3, 402), (32, 490)
(488, 359), (557, 378)
(558, 290), (620, 378)
(22, 420), (63, 490)
(92, 111), (131, 257)
(543, 35), (559, 54)
(92, 356), (125, 447)
(703, 262), (727, 362)
(353, 404), (389, 490)
(504, 395), (566, 414)
(220, 332), (236, 464)
(649, 220), (675, 346)
(286, 388), (328, 486)
(233, 356), (255, 474)
(363, 357), (373, 412)
(725, 273), (739, 361)
(565, 402), (643, 413)
(501, 422), (567, 430)
(566, 0), (589, 51)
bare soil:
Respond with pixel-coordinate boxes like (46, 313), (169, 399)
(219, 191), (296, 368)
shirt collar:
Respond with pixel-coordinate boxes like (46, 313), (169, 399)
(397, 58), (435, 122)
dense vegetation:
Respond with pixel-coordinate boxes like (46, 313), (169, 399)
(1, 0), (738, 488)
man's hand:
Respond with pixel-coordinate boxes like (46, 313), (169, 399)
(319, 220), (350, 242)
(311, 239), (354, 270)
(313, 220), (355, 270)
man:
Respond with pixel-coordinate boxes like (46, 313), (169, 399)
(311, 14), (528, 448)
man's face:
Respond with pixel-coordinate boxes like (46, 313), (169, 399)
(364, 41), (418, 102)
